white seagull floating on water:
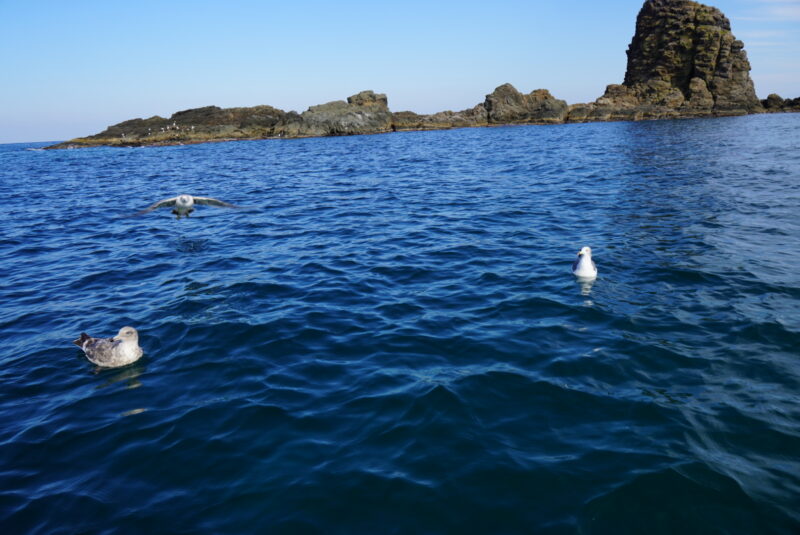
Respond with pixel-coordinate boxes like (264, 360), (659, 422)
(136, 194), (239, 219)
(572, 246), (598, 279)
(73, 326), (144, 368)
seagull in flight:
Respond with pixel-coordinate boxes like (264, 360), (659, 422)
(135, 194), (239, 219)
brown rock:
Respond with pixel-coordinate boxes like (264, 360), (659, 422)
(569, 0), (763, 122)
(392, 104), (488, 131)
(289, 90), (393, 137)
(484, 84), (568, 124)
(761, 93), (800, 113)
(685, 77), (714, 108)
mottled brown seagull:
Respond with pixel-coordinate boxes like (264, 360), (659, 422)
(73, 326), (144, 368)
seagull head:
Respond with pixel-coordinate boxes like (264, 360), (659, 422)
(177, 195), (193, 208)
(113, 326), (139, 343)
(577, 246), (592, 257)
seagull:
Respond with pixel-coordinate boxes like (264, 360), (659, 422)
(572, 246), (598, 278)
(135, 194), (239, 219)
(73, 326), (143, 368)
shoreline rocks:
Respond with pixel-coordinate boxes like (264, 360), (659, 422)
(762, 93), (800, 113)
(46, 0), (796, 150)
(290, 90), (393, 137)
(392, 104), (488, 131)
(485, 85), (568, 125)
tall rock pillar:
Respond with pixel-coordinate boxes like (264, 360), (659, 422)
(569, 0), (763, 121)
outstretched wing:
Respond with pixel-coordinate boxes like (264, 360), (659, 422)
(134, 197), (178, 216)
(193, 196), (239, 208)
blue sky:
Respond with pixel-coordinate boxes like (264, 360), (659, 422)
(1, 0), (798, 143)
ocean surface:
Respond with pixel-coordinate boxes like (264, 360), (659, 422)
(1, 114), (799, 534)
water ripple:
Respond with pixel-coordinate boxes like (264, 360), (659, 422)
(1, 115), (799, 533)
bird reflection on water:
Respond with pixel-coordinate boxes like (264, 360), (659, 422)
(576, 275), (595, 303)
(93, 361), (146, 391)
(175, 236), (210, 253)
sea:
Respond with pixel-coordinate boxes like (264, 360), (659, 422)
(1, 113), (799, 534)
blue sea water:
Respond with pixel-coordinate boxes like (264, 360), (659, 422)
(1, 114), (799, 534)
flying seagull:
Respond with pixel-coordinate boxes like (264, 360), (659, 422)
(572, 246), (598, 279)
(73, 326), (144, 368)
(136, 194), (239, 219)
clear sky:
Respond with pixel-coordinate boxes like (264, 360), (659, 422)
(1, 0), (798, 143)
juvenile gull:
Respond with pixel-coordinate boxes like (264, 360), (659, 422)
(136, 194), (238, 219)
(73, 326), (143, 368)
(572, 246), (598, 279)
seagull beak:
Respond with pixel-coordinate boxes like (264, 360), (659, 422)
(577, 251), (583, 256)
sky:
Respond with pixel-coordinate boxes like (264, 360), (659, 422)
(1, 0), (798, 143)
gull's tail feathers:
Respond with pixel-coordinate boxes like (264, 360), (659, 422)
(73, 333), (91, 347)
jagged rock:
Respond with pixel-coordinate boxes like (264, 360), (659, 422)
(347, 90), (388, 108)
(392, 104), (488, 131)
(761, 94), (800, 113)
(287, 90), (393, 137)
(485, 84), (568, 124)
(762, 93), (785, 110)
(626, 0), (761, 113)
(171, 105), (285, 129)
(568, 0), (763, 122)
(392, 85), (571, 132)
(782, 97), (800, 112)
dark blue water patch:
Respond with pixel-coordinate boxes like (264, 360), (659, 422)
(1, 114), (800, 533)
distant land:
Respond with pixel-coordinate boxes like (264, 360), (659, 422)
(47, 0), (799, 150)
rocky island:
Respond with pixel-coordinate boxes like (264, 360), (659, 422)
(47, 0), (799, 150)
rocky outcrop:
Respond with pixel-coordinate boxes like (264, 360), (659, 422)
(485, 84), (569, 124)
(47, 104), (292, 148)
(392, 104), (488, 131)
(392, 84), (570, 131)
(47, 92), (394, 148)
(568, 0), (763, 122)
(287, 90), (393, 137)
(48, 0), (786, 149)
(761, 93), (800, 113)
(49, 83), (571, 148)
